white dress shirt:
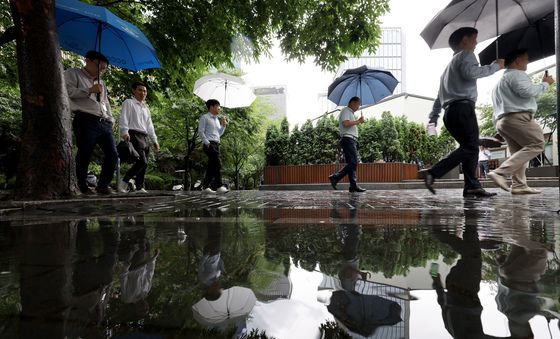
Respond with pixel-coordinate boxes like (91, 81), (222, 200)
(198, 112), (225, 145)
(119, 97), (158, 144)
(492, 69), (549, 122)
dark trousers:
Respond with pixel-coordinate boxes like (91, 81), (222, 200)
(73, 112), (118, 191)
(333, 137), (358, 188)
(429, 102), (481, 190)
(478, 160), (489, 178)
(123, 130), (150, 188)
(202, 141), (222, 189)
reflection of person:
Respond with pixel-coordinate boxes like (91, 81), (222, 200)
(66, 219), (119, 337)
(119, 230), (160, 317)
(65, 51), (118, 195)
(328, 96), (366, 193)
(478, 145), (491, 178)
(118, 81), (160, 194)
(332, 205), (369, 291)
(198, 99), (229, 194)
(423, 27), (503, 197)
(198, 223), (227, 300)
(488, 48), (555, 195)
(431, 204), (507, 339)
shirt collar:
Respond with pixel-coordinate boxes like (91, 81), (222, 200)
(132, 97), (146, 106)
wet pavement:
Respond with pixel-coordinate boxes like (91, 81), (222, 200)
(0, 188), (559, 339)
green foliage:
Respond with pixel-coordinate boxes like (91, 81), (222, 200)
(358, 118), (382, 162)
(319, 320), (351, 339)
(535, 83), (557, 130)
(478, 104), (497, 137)
(378, 111), (402, 162)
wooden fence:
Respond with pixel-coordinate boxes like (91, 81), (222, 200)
(264, 163), (419, 185)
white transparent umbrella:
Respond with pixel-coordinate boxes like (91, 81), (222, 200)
(192, 286), (257, 328)
(193, 73), (256, 108)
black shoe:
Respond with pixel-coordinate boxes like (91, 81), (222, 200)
(96, 186), (115, 195)
(79, 187), (96, 195)
(419, 169), (435, 194)
(328, 175), (338, 190)
(463, 188), (497, 197)
(349, 186), (366, 193)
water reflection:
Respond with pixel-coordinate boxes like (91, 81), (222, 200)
(430, 202), (493, 339)
(0, 191), (559, 339)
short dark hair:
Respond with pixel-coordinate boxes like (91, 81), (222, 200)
(206, 99), (220, 109)
(132, 81), (147, 90)
(448, 27), (478, 52)
(85, 50), (109, 65)
(348, 96), (361, 105)
(505, 48), (529, 67)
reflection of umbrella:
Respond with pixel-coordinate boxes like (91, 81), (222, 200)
(193, 73), (256, 108)
(421, 0), (553, 50)
(55, 0), (161, 71)
(327, 66), (398, 106)
(479, 136), (504, 148)
(192, 286), (256, 328)
(479, 12), (554, 66)
(327, 290), (402, 337)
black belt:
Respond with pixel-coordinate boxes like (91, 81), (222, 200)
(75, 111), (112, 124)
(444, 99), (475, 109)
(208, 140), (220, 145)
(342, 135), (358, 141)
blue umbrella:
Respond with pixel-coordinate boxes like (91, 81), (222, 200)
(327, 66), (398, 106)
(55, 0), (161, 72)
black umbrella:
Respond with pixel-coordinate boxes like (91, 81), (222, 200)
(479, 12), (554, 65)
(479, 136), (504, 148)
(327, 290), (402, 337)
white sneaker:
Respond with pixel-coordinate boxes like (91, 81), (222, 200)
(203, 187), (216, 193)
(216, 186), (229, 193)
(118, 180), (129, 193)
(136, 188), (148, 194)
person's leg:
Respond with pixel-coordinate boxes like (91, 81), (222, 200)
(213, 143), (223, 188)
(334, 138), (358, 188)
(202, 144), (214, 189)
(96, 121), (118, 189)
(124, 131), (149, 188)
(429, 103), (480, 190)
(494, 114), (544, 189)
(73, 115), (97, 192)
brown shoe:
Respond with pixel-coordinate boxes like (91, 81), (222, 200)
(79, 187), (96, 195)
(96, 186), (114, 194)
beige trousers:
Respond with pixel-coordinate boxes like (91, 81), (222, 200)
(494, 112), (544, 189)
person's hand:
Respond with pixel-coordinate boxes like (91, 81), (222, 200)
(357, 116), (365, 124)
(154, 142), (160, 151)
(122, 133), (130, 142)
(219, 116), (228, 127)
(494, 59), (505, 69)
(359, 271), (370, 280)
(543, 74), (555, 85)
(89, 83), (103, 94)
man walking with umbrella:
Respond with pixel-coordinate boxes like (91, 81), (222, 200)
(488, 48), (554, 194)
(198, 99), (229, 193)
(65, 51), (118, 194)
(423, 27), (504, 197)
(328, 96), (366, 193)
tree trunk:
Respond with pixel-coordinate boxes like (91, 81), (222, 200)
(10, 0), (77, 200)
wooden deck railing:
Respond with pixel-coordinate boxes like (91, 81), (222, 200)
(264, 163), (419, 185)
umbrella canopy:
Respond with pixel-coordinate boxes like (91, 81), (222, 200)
(327, 290), (402, 337)
(421, 0), (553, 50)
(479, 12), (554, 65)
(327, 66), (398, 107)
(479, 136), (504, 148)
(192, 286), (256, 328)
(55, 0), (161, 71)
(193, 73), (256, 109)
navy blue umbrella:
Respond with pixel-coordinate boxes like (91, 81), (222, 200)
(327, 66), (398, 106)
(55, 0), (161, 71)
